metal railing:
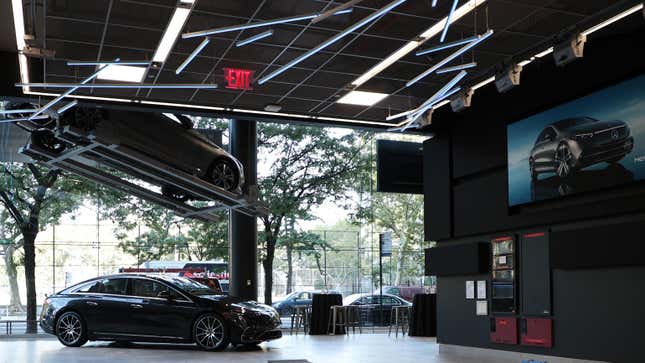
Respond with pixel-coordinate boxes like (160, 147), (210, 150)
(0, 320), (42, 335)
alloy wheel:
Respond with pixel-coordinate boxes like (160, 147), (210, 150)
(56, 312), (83, 346)
(194, 315), (226, 350)
(555, 144), (573, 178)
(211, 160), (237, 191)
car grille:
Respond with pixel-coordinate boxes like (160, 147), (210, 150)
(594, 126), (627, 143)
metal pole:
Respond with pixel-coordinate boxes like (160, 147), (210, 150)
(52, 225), (55, 294)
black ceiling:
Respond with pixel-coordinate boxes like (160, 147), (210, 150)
(10, 0), (641, 127)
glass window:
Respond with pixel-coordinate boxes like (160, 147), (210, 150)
(75, 278), (127, 295)
(131, 279), (188, 300)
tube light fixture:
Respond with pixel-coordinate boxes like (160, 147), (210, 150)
(97, 64), (147, 82)
(236, 30), (274, 47)
(432, 0), (438, 7)
(440, 0), (459, 42)
(0, 115), (49, 124)
(11, 0), (25, 50)
(258, 0), (407, 85)
(436, 61), (477, 74)
(416, 35), (479, 56)
(18, 83), (218, 89)
(337, 91), (389, 106)
(389, 70), (467, 122)
(153, 5), (193, 63)
(68, 60), (151, 66)
(57, 100), (78, 115)
(175, 37), (211, 75)
(407, 29), (493, 88)
(351, 0), (486, 88)
(471, 76), (494, 90)
(534, 47), (554, 58)
(0, 109), (38, 114)
(29, 62), (114, 120)
(182, 9), (353, 39)
(312, 0), (364, 24)
(583, 3), (643, 36)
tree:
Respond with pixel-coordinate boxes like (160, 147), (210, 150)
(277, 219), (332, 295)
(0, 208), (23, 312)
(257, 124), (367, 304)
(0, 163), (87, 332)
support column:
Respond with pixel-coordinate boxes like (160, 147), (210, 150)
(228, 119), (258, 300)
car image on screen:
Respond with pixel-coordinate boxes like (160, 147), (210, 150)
(529, 117), (634, 180)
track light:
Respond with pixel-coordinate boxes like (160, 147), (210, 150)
(495, 64), (522, 93)
(553, 32), (586, 67)
(18, 83), (218, 89)
(176, 37), (211, 75)
(407, 30), (493, 88)
(450, 88), (474, 112)
(258, 0), (407, 85)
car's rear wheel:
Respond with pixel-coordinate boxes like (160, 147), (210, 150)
(209, 159), (239, 192)
(56, 311), (88, 347)
(32, 130), (66, 154)
(555, 143), (573, 178)
(193, 314), (230, 351)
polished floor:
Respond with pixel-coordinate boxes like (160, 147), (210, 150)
(0, 333), (479, 363)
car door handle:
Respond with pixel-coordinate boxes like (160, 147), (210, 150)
(130, 304), (143, 309)
(86, 301), (98, 306)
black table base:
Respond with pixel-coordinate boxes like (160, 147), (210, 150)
(309, 293), (344, 335)
(409, 293), (437, 337)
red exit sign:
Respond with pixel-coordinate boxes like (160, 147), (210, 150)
(224, 68), (254, 90)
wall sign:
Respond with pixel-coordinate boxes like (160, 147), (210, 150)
(224, 67), (254, 90)
(466, 280), (475, 299)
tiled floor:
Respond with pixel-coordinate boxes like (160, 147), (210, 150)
(0, 334), (460, 363)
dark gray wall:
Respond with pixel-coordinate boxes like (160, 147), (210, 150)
(425, 19), (645, 363)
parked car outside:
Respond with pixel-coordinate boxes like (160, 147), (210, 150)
(372, 286), (427, 302)
(343, 293), (411, 326)
(272, 290), (340, 316)
(529, 117), (634, 179)
(40, 273), (281, 351)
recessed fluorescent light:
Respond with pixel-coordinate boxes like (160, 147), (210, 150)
(351, 0), (486, 87)
(153, 6), (192, 63)
(97, 64), (146, 82)
(11, 0), (25, 50)
(338, 91), (389, 106)
(582, 3), (643, 36)
(163, 113), (181, 123)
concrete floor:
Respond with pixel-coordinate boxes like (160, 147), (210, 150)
(0, 334), (479, 363)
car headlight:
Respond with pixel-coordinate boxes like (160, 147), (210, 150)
(573, 133), (594, 142)
(230, 304), (247, 315)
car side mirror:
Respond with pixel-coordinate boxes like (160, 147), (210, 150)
(157, 290), (173, 300)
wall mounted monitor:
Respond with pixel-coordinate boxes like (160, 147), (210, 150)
(507, 74), (645, 207)
(376, 139), (423, 194)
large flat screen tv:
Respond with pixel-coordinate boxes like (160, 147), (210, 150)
(507, 74), (645, 207)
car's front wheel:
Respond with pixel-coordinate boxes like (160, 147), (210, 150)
(209, 159), (240, 192)
(193, 314), (230, 351)
(56, 311), (88, 347)
(555, 143), (573, 178)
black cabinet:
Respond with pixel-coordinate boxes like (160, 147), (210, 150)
(520, 231), (551, 316)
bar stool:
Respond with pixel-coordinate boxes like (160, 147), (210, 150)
(388, 305), (411, 337)
(327, 305), (347, 335)
(344, 305), (362, 334)
(290, 305), (311, 335)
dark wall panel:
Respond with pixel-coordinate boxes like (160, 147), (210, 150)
(426, 242), (490, 276)
(424, 136), (452, 241)
(520, 231), (551, 316)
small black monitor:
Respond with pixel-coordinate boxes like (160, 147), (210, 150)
(376, 139), (423, 194)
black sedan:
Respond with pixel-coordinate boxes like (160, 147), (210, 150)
(40, 274), (281, 351)
(529, 117), (634, 179)
(10, 104), (245, 199)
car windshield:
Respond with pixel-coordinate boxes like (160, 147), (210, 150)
(156, 276), (215, 296)
(553, 117), (596, 129)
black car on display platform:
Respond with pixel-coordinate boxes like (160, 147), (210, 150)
(40, 274), (281, 351)
(529, 117), (634, 179)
